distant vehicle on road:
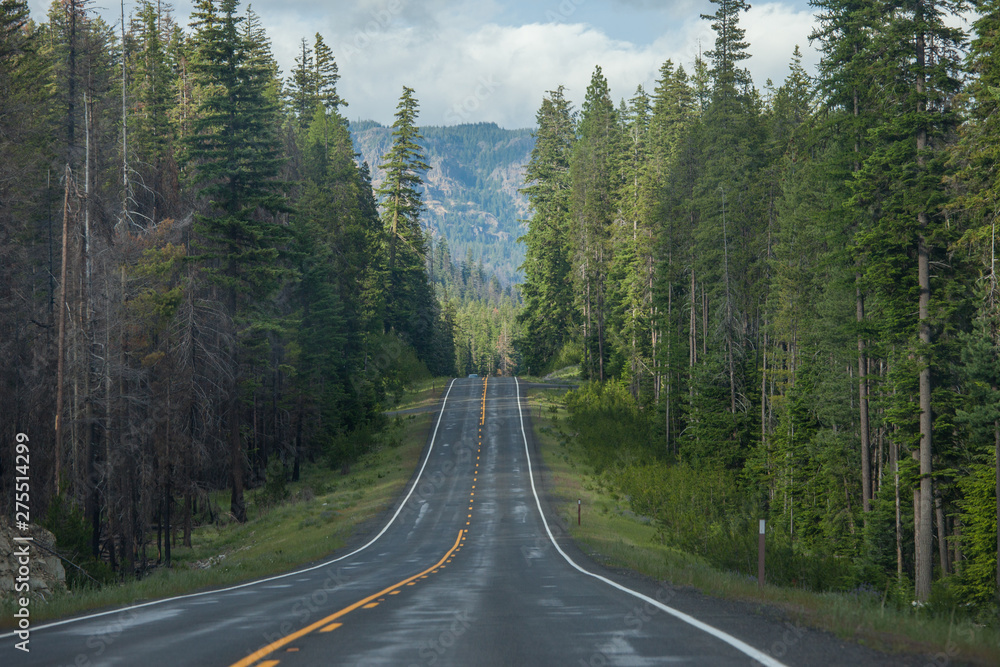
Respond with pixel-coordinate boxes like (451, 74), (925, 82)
(467, 373), (478, 378)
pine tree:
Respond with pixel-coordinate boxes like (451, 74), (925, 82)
(701, 0), (752, 94)
(647, 61), (696, 447)
(955, 283), (1000, 605)
(850, 0), (967, 600)
(685, 0), (767, 460)
(810, 0), (889, 522)
(0, 0), (53, 501)
(0, 0), (49, 193)
(313, 33), (344, 114)
(313, 33), (346, 152)
(44, 0), (91, 164)
(654, 62), (707, 457)
(128, 0), (179, 225)
(375, 86), (437, 362)
(186, 0), (289, 523)
(571, 66), (621, 381)
(951, 0), (1000, 603)
(519, 86), (575, 373)
(287, 37), (315, 129)
(609, 85), (654, 397)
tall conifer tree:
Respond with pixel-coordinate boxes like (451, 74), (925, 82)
(376, 86), (437, 361)
(186, 0), (288, 523)
(951, 0), (1000, 604)
(519, 86), (576, 373)
(571, 66), (620, 381)
(846, 0), (966, 600)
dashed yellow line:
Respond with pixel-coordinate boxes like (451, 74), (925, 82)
(227, 530), (465, 667)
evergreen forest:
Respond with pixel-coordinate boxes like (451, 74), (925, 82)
(0, 0), (999, 626)
(518, 0), (1000, 612)
(0, 0), (478, 579)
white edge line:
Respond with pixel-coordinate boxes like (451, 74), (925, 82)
(0, 378), (458, 639)
(514, 377), (787, 667)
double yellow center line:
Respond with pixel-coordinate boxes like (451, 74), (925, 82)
(231, 376), (489, 667)
(470, 376), (487, 527)
(481, 376), (487, 425)
(229, 529), (465, 667)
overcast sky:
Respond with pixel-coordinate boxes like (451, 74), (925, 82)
(29, 0), (822, 128)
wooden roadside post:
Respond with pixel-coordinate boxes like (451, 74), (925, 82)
(758, 519), (766, 589)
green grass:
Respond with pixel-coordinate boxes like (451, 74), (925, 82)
(2, 383), (443, 626)
(387, 376), (451, 412)
(517, 365), (580, 384)
(544, 364), (581, 382)
(526, 387), (1000, 666)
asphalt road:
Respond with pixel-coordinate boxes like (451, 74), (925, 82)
(3, 377), (933, 666)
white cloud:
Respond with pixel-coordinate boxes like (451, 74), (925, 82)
(744, 3), (820, 86)
(322, 1), (822, 127)
(26, 0), (822, 128)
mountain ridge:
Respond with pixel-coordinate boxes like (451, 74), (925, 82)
(349, 120), (534, 285)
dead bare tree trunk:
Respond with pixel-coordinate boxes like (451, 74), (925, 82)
(858, 281), (871, 519)
(229, 395), (246, 522)
(120, 0), (129, 230)
(164, 376), (172, 567)
(690, 268), (697, 369)
(55, 166), (73, 491)
(702, 288), (708, 360)
(893, 433), (902, 578)
(597, 252), (605, 383)
(665, 282), (671, 452)
(935, 488), (948, 575)
(721, 189), (735, 415)
(183, 492), (193, 548)
(82, 91), (100, 559)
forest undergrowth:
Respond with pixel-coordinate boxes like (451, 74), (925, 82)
(528, 385), (1000, 664)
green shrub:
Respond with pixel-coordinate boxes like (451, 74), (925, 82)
(564, 380), (655, 472)
(956, 462), (997, 607)
(261, 458), (289, 507)
(562, 382), (871, 594)
(548, 341), (582, 374)
(42, 495), (116, 589)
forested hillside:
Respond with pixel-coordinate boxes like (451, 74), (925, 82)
(427, 237), (522, 377)
(351, 121), (533, 285)
(0, 0), (457, 579)
(519, 0), (1000, 612)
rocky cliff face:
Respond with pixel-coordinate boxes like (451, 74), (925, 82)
(349, 121), (534, 286)
(0, 519), (66, 601)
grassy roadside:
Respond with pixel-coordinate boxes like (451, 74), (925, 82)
(526, 386), (1000, 666)
(387, 376), (451, 413)
(517, 365), (581, 385)
(2, 380), (447, 626)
